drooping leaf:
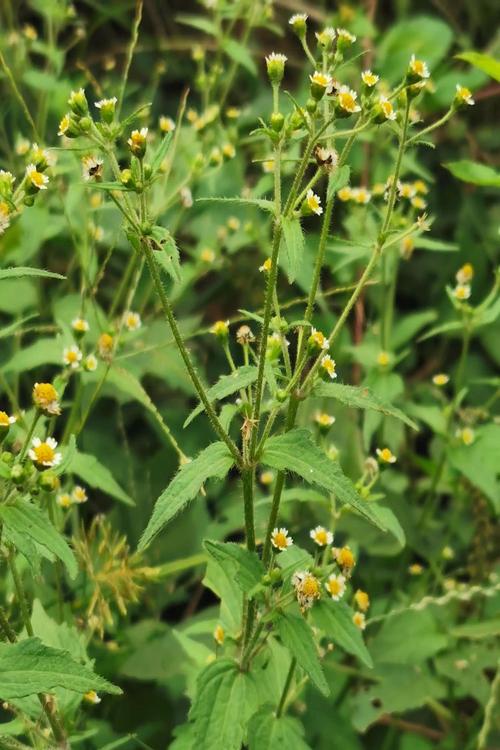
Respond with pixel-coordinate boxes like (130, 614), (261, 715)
(313, 382), (418, 430)
(261, 429), (385, 530)
(0, 498), (77, 579)
(204, 540), (264, 595)
(444, 160), (500, 187)
(247, 705), (311, 750)
(275, 612), (329, 696)
(222, 38), (257, 76)
(455, 51), (500, 82)
(281, 216), (305, 284)
(71, 451), (134, 507)
(139, 442), (234, 550)
(189, 659), (257, 750)
(312, 600), (373, 668)
(184, 365), (257, 427)
(0, 267), (65, 281)
(0, 638), (121, 698)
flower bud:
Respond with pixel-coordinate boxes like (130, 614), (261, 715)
(95, 96), (117, 124)
(127, 128), (148, 159)
(289, 13), (308, 38)
(39, 470), (59, 492)
(270, 112), (284, 132)
(79, 116), (92, 132)
(10, 464), (24, 484)
(265, 53), (287, 86)
(68, 88), (89, 117)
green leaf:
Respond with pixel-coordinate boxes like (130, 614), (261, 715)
(151, 132), (173, 175)
(281, 217), (305, 284)
(197, 196), (274, 212)
(456, 51), (500, 82)
(204, 540), (265, 595)
(184, 365), (257, 427)
(151, 226), (182, 283)
(261, 429), (385, 530)
(71, 451), (134, 507)
(139, 442), (234, 550)
(447, 424), (500, 512)
(451, 618), (500, 639)
(378, 16), (453, 83)
(0, 637), (121, 698)
(0, 267), (65, 281)
(176, 13), (217, 36)
(418, 320), (462, 342)
(327, 165), (350, 201)
(313, 382), (418, 430)
(391, 310), (437, 349)
(189, 659), (256, 750)
(0, 314), (38, 341)
(276, 612), (329, 696)
(312, 600), (373, 668)
(444, 160), (500, 187)
(247, 705), (311, 750)
(222, 38), (257, 76)
(0, 498), (77, 579)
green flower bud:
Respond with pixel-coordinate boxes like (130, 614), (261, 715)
(270, 112), (284, 132)
(95, 96), (117, 124)
(1, 451), (13, 464)
(68, 88), (89, 117)
(39, 470), (58, 492)
(10, 464), (24, 484)
(79, 116), (92, 132)
(265, 53), (287, 86)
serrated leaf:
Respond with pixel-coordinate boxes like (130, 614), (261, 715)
(189, 659), (256, 750)
(71, 451), (134, 507)
(312, 600), (373, 668)
(313, 382), (418, 430)
(456, 51), (500, 82)
(261, 429), (385, 530)
(0, 498), (77, 579)
(204, 540), (264, 595)
(0, 267), (65, 281)
(151, 226), (182, 283)
(247, 705), (311, 750)
(276, 612), (329, 696)
(184, 365), (257, 427)
(281, 216), (305, 284)
(139, 442), (234, 550)
(0, 638), (121, 698)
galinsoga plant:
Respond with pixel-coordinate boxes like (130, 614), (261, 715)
(0, 5), (498, 750)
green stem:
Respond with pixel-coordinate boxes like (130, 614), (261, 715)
(117, 0), (143, 119)
(142, 240), (241, 464)
(276, 658), (297, 717)
(18, 411), (41, 462)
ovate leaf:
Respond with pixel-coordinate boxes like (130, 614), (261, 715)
(276, 612), (329, 696)
(184, 366), (257, 427)
(247, 705), (311, 750)
(312, 600), (373, 668)
(261, 429), (385, 530)
(313, 382), (417, 430)
(0, 498), (77, 579)
(139, 442), (234, 550)
(189, 659), (256, 750)
(204, 540), (264, 595)
(0, 638), (121, 698)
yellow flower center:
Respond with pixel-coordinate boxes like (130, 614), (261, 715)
(327, 578), (342, 595)
(338, 548), (355, 568)
(458, 86), (471, 100)
(380, 448), (393, 462)
(339, 92), (356, 111)
(34, 442), (55, 464)
(273, 531), (288, 549)
(412, 59), (426, 76)
(59, 115), (70, 133)
(99, 333), (113, 351)
(34, 383), (57, 404)
(312, 73), (329, 87)
(315, 529), (328, 545)
(30, 170), (45, 188)
(312, 331), (326, 348)
(0, 411), (10, 426)
(66, 350), (79, 363)
(301, 575), (320, 598)
(382, 100), (393, 118)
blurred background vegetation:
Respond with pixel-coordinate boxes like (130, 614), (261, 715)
(1, 1), (499, 748)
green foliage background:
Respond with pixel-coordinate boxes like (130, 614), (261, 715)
(0, 1), (499, 749)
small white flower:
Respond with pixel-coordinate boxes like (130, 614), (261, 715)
(271, 527), (293, 551)
(29, 436), (62, 467)
(306, 188), (323, 215)
(63, 345), (83, 369)
(310, 526), (334, 547)
(325, 573), (346, 601)
(82, 155), (103, 181)
(26, 164), (49, 190)
(72, 485), (88, 504)
(124, 311), (141, 331)
(95, 96), (117, 110)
